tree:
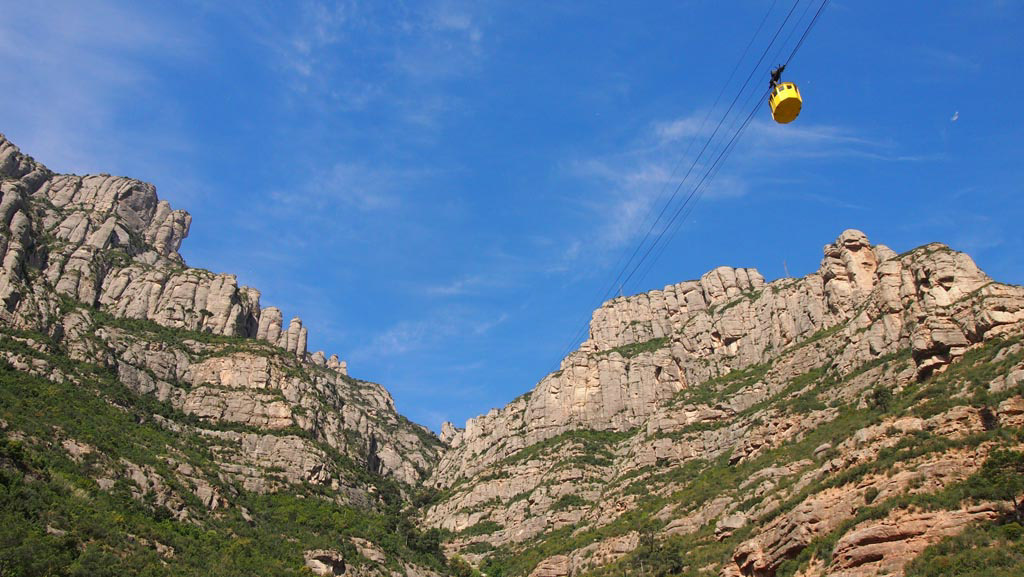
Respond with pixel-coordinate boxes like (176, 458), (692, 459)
(980, 450), (1024, 522)
(868, 385), (893, 411)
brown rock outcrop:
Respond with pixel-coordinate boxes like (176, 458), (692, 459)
(305, 550), (347, 576)
(528, 555), (570, 577)
(829, 505), (1002, 576)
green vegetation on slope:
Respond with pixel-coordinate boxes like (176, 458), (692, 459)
(598, 337), (671, 359)
(0, 328), (452, 576)
(905, 521), (1024, 577)
(476, 335), (1024, 577)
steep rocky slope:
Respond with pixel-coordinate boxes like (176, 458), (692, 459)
(0, 134), (447, 576)
(426, 230), (1024, 577)
(0, 133), (439, 486)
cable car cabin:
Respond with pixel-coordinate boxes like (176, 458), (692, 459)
(769, 82), (802, 124)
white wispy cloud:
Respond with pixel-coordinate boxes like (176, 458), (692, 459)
(654, 113), (716, 143)
(233, 0), (489, 124)
(263, 162), (441, 224)
(742, 120), (941, 162)
(350, 308), (509, 361)
(395, 0), (487, 80)
(566, 157), (677, 251)
(913, 46), (980, 73)
(563, 110), (937, 258)
(0, 1), (201, 189)
(424, 274), (489, 297)
(472, 312), (509, 335)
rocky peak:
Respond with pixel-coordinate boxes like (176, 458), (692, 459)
(820, 228), (885, 316)
(0, 134), (443, 488)
(583, 265), (766, 354)
(0, 134), (51, 188)
(427, 229), (1024, 489)
(422, 229), (1024, 577)
(38, 173), (192, 260)
(0, 133), (343, 366)
(440, 421), (463, 446)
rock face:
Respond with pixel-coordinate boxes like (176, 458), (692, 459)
(0, 133), (439, 487)
(528, 555), (570, 577)
(424, 226), (1024, 574)
(305, 550), (347, 576)
(431, 228), (1023, 490)
(828, 505), (1001, 577)
(0, 134), (334, 362)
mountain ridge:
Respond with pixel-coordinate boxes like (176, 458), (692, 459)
(431, 230), (1023, 487)
(422, 224), (1024, 577)
(0, 131), (441, 486)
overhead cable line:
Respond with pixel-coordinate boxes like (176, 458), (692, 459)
(631, 0), (831, 291)
(635, 92), (768, 289)
(784, 0), (830, 66)
(552, 0), (797, 365)
(626, 0), (831, 294)
(552, 0), (830, 368)
(594, 0), (781, 305)
(603, 0), (806, 300)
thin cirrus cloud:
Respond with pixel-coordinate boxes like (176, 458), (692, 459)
(563, 109), (935, 258)
(350, 309), (509, 361)
(0, 1), (200, 181)
(394, 2), (487, 80)
(424, 274), (490, 297)
(255, 161), (447, 237)
(268, 163), (407, 214)
(234, 0), (489, 119)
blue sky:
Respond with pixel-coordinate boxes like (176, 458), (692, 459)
(2, 1), (1022, 432)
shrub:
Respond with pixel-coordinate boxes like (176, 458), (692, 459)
(867, 385), (893, 411)
(864, 487), (880, 504)
(461, 520), (503, 537)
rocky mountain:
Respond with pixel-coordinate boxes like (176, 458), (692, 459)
(2, 131), (1024, 577)
(0, 133), (440, 486)
(424, 232), (1024, 577)
(0, 134), (448, 576)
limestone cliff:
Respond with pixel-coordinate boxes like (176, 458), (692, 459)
(425, 230), (1024, 577)
(432, 230), (1021, 488)
(0, 133), (456, 576)
(0, 133), (440, 488)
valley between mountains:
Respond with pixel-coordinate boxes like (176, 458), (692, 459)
(2, 132), (1024, 577)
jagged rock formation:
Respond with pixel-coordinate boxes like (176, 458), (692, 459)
(426, 230), (1024, 577)
(0, 134), (438, 487)
(432, 230), (1022, 488)
(0, 133), (438, 489)
(0, 135), (347, 362)
(0, 133), (455, 576)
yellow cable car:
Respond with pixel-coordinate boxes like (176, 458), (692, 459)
(770, 82), (802, 124)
